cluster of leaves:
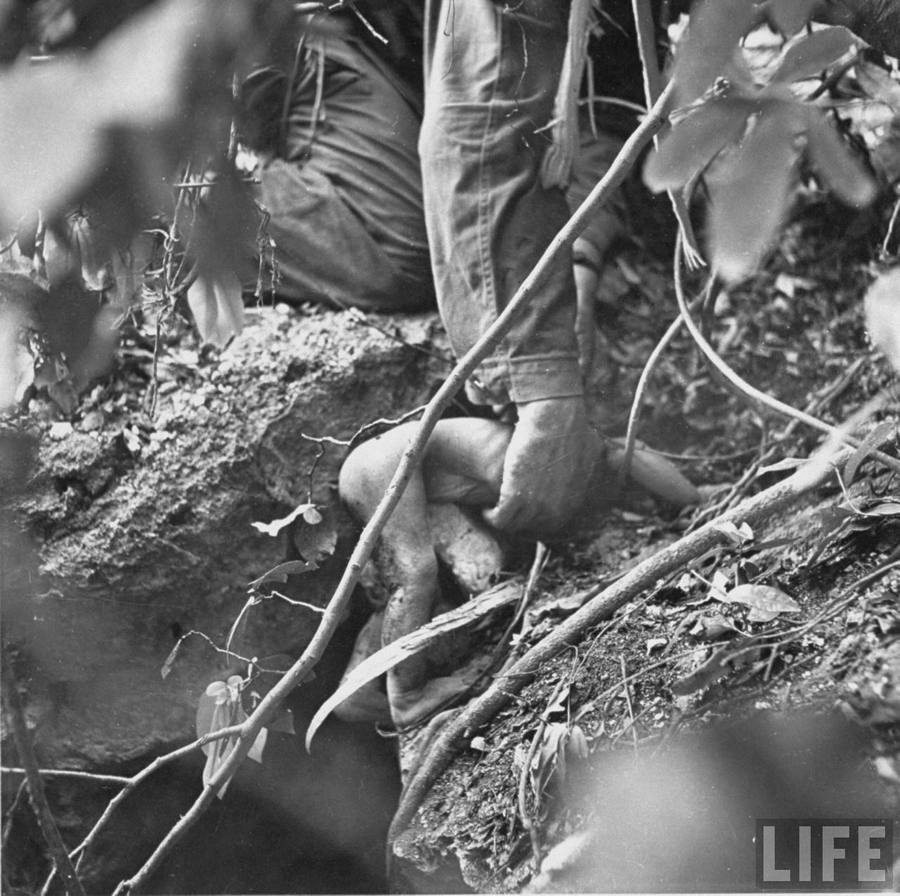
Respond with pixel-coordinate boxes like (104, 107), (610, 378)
(0, 0), (294, 410)
(644, 0), (897, 281)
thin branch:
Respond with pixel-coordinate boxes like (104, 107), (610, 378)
(617, 312), (684, 492)
(1, 651), (85, 896)
(112, 79), (678, 896)
(672, 238), (900, 477)
(1, 768), (129, 787)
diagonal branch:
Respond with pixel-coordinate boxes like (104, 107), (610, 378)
(112, 78), (677, 896)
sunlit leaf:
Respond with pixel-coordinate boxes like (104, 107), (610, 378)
(671, 0), (760, 106)
(842, 420), (897, 485)
(864, 267), (900, 373)
(250, 502), (316, 537)
(806, 111), (876, 208)
(863, 501), (900, 517)
(0, 61), (103, 225)
(855, 60), (900, 115)
(68, 210), (113, 291)
(717, 583), (801, 622)
(186, 269), (244, 348)
(770, 26), (858, 84)
(306, 581), (522, 749)
(712, 520), (754, 545)
(644, 96), (754, 192)
(707, 104), (801, 282)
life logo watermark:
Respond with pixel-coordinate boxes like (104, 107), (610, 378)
(756, 819), (893, 890)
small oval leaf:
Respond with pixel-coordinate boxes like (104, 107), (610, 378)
(721, 584), (800, 623)
(186, 269), (244, 349)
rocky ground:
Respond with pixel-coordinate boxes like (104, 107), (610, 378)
(2, 189), (900, 893)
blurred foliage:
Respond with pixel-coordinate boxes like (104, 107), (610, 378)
(0, 0), (294, 410)
(644, 0), (900, 281)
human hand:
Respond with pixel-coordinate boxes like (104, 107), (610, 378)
(482, 396), (594, 536)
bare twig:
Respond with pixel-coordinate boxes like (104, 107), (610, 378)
(1, 651), (85, 896)
(1, 768), (129, 787)
(112, 73), (679, 896)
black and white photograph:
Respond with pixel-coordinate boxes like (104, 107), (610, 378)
(1, 0), (899, 892)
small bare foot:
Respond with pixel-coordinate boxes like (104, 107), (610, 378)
(388, 672), (478, 729)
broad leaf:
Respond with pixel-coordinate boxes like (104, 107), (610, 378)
(0, 0), (224, 227)
(186, 269), (244, 348)
(864, 267), (900, 373)
(763, 0), (820, 37)
(305, 580), (522, 750)
(196, 676), (267, 798)
(292, 515), (338, 563)
(671, 0), (760, 106)
(718, 583), (801, 622)
(842, 420), (897, 485)
(644, 97), (754, 192)
(770, 27), (858, 84)
(806, 111), (876, 208)
(707, 103), (801, 281)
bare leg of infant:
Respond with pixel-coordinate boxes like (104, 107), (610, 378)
(337, 418), (518, 728)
